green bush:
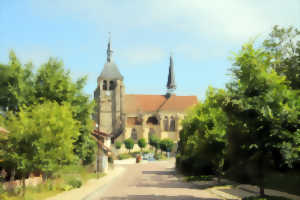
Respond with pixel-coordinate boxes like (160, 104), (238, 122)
(242, 196), (291, 200)
(66, 177), (82, 189)
(118, 153), (132, 160)
(115, 141), (122, 149)
(154, 153), (166, 160)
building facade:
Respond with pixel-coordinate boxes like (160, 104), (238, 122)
(94, 38), (197, 146)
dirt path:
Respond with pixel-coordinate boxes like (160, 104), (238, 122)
(95, 159), (221, 200)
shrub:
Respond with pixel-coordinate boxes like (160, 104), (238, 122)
(66, 177), (82, 189)
(118, 153), (132, 160)
(115, 141), (122, 149)
(138, 138), (147, 152)
(124, 138), (134, 153)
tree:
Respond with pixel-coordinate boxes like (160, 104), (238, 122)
(263, 25), (300, 90)
(34, 58), (96, 165)
(225, 42), (300, 196)
(159, 138), (174, 156)
(0, 53), (96, 165)
(0, 101), (79, 194)
(115, 141), (122, 150)
(124, 138), (134, 153)
(138, 138), (147, 152)
(0, 51), (35, 112)
(177, 87), (228, 180)
(149, 135), (160, 154)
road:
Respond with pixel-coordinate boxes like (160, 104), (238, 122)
(96, 159), (221, 200)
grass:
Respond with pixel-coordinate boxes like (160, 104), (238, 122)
(1, 164), (105, 200)
(242, 196), (292, 200)
(184, 175), (214, 182)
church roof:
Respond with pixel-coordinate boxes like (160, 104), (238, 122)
(99, 62), (123, 80)
(99, 35), (123, 80)
(124, 94), (197, 113)
(167, 55), (176, 90)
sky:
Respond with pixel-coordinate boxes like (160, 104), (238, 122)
(0, 0), (299, 100)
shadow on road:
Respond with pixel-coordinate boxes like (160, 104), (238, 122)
(101, 194), (220, 200)
(139, 170), (221, 190)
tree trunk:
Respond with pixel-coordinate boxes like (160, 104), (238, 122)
(258, 154), (265, 197)
(22, 175), (26, 197)
(10, 168), (15, 182)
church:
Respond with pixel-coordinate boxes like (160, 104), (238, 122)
(93, 38), (198, 146)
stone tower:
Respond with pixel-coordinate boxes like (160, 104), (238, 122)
(94, 36), (124, 138)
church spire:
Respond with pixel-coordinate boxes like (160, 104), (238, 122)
(106, 32), (113, 63)
(166, 54), (176, 95)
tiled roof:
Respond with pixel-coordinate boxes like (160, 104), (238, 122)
(124, 94), (197, 113)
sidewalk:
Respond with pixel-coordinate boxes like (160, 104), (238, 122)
(46, 166), (125, 200)
(191, 178), (300, 200)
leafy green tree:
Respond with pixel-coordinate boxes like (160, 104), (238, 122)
(124, 138), (134, 153)
(34, 58), (96, 165)
(159, 138), (174, 156)
(115, 141), (122, 150)
(263, 25), (300, 90)
(138, 138), (147, 152)
(149, 135), (160, 154)
(0, 101), (79, 193)
(0, 51), (35, 112)
(178, 87), (228, 180)
(225, 42), (300, 196)
(0, 53), (96, 165)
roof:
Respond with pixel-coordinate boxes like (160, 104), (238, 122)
(167, 56), (176, 90)
(124, 94), (197, 113)
(0, 127), (9, 134)
(99, 62), (123, 80)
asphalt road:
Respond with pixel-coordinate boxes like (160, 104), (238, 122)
(97, 159), (221, 200)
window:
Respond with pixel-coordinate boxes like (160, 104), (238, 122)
(109, 80), (115, 90)
(146, 116), (159, 125)
(163, 116), (169, 131)
(127, 117), (141, 126)
(170, 116), (176, 131)
(103, 80), (107, 90)
(131, 128), (138, 140)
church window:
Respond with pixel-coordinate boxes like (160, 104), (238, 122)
(109, 80), (115, 90)
(146, 116), (159, 125)
(131, 128), (138, 140)
(170, 116), (176, 131)
(103, 80), (107, 90)
(127, 117), (141, 126)
(163, 116), (169, 131)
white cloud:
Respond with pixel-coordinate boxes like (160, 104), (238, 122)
(30, 0), (300, 44)
(119, 46), (165, 65)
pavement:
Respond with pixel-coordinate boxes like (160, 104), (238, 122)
(47, 158), (300, 200)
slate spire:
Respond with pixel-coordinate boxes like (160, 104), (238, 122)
(166, 54), (176, 95)
(106, 32), (113, 63)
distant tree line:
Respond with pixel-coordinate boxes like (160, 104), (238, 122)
(176, 26), (300, 196)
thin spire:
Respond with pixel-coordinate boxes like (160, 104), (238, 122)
(106, 32), (113, 63)
(167, 54), (176, 95)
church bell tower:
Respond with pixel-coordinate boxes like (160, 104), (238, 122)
(94, 35), (124, 137)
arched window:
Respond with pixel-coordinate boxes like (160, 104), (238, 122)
(146, 116), (159, 125)
(103, 80), (107, 90)
(163, 116), (169, 131)
(109, 80), (115, 90)
(170, 116), (176, 131)
(131, 128), (138, 140)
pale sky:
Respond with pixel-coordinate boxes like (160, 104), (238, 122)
(1, 0), (299, 99)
